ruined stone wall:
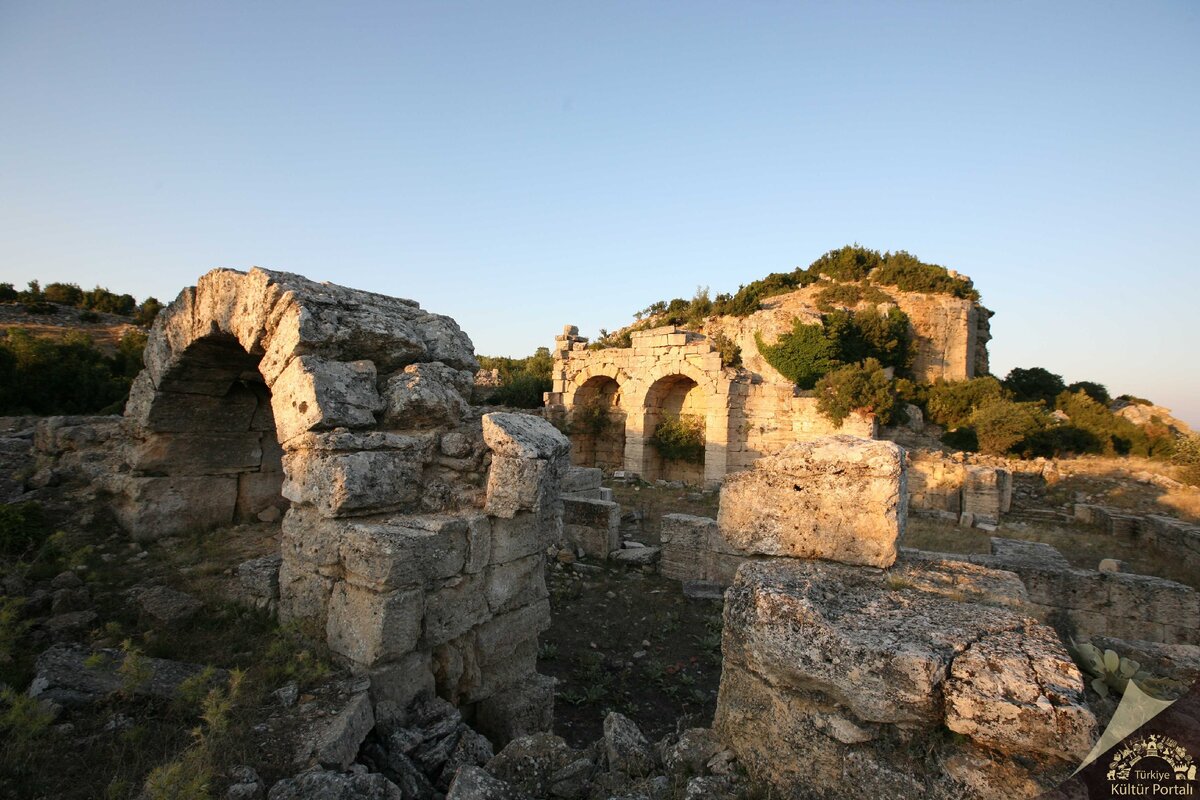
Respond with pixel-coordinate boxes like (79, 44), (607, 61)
(115, 268), (560, 744)
(1075, 503), (1200, 576)
(919, 539), (1200, 646)
(703, 283), (992, 384)
(546, 325), (874, 486)
(907, 450), (1012, 528)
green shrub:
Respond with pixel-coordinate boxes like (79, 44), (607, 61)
(487, 373), (551, 408)
(970, 399), (1050, 456)
(1018, 425), (1103, 458)
(0, 597), (30, 667)
(0, 502), (51, 558)
(1054, 390), (1165, 457)
(0, 686), (54, 767)
(710, 332), (741, 368)
(808, 245), (882, 282)
(1117, 394), (1152, 406)
(870, 250), (979, 300)
(756, 320), (839, 390)
(648, 415), (705, 464)
(1066, 381), (1110, 406)
(0, 283), (16, 303)
(941, 426), (979, 452)
(0, 328), (143, 414)
(814, 358), (900, 427)
(923, 377), (1006, 429)
(823, 306), (914, 373)
(1003, 366), (1065, 406)
(480, 346), (554, 408)
(571, 399), (611, 436)
(1173, 433), (1200, 485)
(813, 282), (893, 312)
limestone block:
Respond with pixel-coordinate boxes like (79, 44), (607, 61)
(283, 449), (424, 517)
(369, 650), (437, 712)
(487, 554), (547, 615)
(422, 573), (490, 647)
(325, 581), (423, 666)
(485, 455), (560, 519)
(714, 559), (1095, 799)
(475, 673), (555, 747)
(474, 600), (551, 666)
(477, 637), (539, 699)
(271, 356), (383, 443)
(465, 514), (493, 574)
(130, 432), (264, 475)
(561, 466), (603, 493)
(490, 513), (547, 564)
(235, 471), (286, 521)
(125, 373), (258, 433)
(661, 514), (717, 551)
(382, 362), (473, 428)
(717, 436), (906, 568)
(277, 557), (335, 624)
(482, 412), (570, 460)
(717, 560), (1062, 726)
(111, 475), (237, 540)
(310, 690), (375, 769)
(339, 517), (469, 591)
(280, 506), (346, 568)
(943, 625), (1095, 760)
(562, 525), (617, 562)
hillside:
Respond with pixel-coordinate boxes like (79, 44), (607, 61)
(0, 303), (143, 356)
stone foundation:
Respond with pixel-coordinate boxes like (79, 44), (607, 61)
(1075, 503), (1200, 576)
(907, 450), (1012, 528)
(915, 538), (1200, 646)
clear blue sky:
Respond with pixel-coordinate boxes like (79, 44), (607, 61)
(2, 2), (1197, 424)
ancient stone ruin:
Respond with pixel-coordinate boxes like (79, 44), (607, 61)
(108, 267), (568, 744)
(8, 266), (1198, 800)
(545, 277), (992, 487)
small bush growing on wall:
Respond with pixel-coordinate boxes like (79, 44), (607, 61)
(813, 282), (893, 312)
(571, 399), (611, 436)
(710, 332), (741, 368)
(814, 358), (900, 427)
(649, 414), (705, 464)
(755, 320), (839, 390)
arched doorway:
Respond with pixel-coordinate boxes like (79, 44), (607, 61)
(569, 375), (626, 471)
(643, 374), (705, 485)
(121, 331), (288, 536)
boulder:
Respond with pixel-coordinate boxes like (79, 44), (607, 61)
(713, 559), (1096, 799)
(267, 768), (402, 800)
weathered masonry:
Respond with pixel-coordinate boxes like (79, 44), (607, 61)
(543, 325), (874, 486)
(113, 267), (564, 743)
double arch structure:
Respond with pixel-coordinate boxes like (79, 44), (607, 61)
(549, 326), (732, 486)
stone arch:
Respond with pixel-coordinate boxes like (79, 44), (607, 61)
(113, 267), (561, 744)
(567, 374), (627, 471)
(640, 373), (707, 484)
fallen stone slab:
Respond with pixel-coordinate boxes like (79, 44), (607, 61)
(608, 546), (661, 567)
(136, 585), (203, 624)
(267, 767), (402, 800)
(28, 643), (227, 706)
